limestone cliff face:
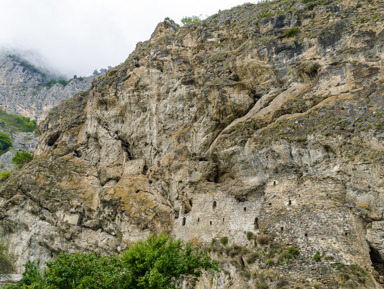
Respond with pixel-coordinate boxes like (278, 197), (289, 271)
(0, 55), (94, 122)
(1, 0), (384, 287)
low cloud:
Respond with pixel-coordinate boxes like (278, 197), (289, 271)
(0, 0), (252, 77)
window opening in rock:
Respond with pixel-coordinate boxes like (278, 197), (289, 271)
(273, 181), (276, 186)
(223, 218), (225, 223)
(288, 200), (292, 206)
(254, 218), (259, 230)
(281, 227), (284, 232)
(189, 199), (193, 207)
(182, 217), (186, 226)
(305, 233), (308, 237)
(197, 218), (200, 223)
(269, 203), (272, 206)
(210, 221), (212, 225)
(213, 201), (217, 209)
(345, 232), (348, 236)
(244, 207), (247, 212)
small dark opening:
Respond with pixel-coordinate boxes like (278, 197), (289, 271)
(288, 200), (292, 206)
(254, 218), (259, 230)
(273, 181), (277, 186)
(197, 218), (200, 223)
(210, 221), (212, 225)
(189, 199), (193, 207)
(73, 149), (82, 158)
(281, 227), (284, 232)
(182, 217), (186, 226)
(370, 245), (384, 277)
(243, 207), (247, 212)
(269, 203), (272, 206)
(305, 233), (308, 237)
(345, 232), (348, 236)
(213, 201), (217, 209)
(47, 132), (60, 146)
(223, 218), (225, 223)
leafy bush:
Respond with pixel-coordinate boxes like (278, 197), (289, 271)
(12, 151), (33, 169)
(288, 246), (300, 256)
(120, 233), (218, 288)
(314, 251), (321, 262)
(14, 116), (37, 132)
(0, 132), (12, 155)
(7, 234), (218, 289)
(220, 236), (228, 246)
(284, 27), (301, 38)
(246, 231), (254, 241)
(181, 16), (200, 25)
(42, 79), (70, 88)
(0, 170), (11, 182)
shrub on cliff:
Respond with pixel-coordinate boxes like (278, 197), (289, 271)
(0, 170), (11, 182)
(0, 132), (12, 155)
(5, 234), (218, 289)
(12, 151), (33, 169)
(181, 16), (200, 25)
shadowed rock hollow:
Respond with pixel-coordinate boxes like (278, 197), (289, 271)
(1, 0), (384, 287)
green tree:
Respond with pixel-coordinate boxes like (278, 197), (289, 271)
(0, 132), (12, 155)
(181, 15), (200, 25)
(12, 151), (33, 169)
(7, 234), (218, 289)
(120, 233), (217, 288)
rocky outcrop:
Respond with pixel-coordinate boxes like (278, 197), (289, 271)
(1, 0), (384, 287)
(0, 55), (94, 122)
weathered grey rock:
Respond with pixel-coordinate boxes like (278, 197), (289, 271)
(1, 0), (384, 287)
(0, 55), (95, 122)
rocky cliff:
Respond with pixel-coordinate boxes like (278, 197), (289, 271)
(1, 0), (384, 287)
(0, 54), (94, 122)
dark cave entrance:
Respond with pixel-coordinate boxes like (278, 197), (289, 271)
(370, 245), (384, 282)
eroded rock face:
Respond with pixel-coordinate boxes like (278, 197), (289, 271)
(1, 0), (384, 286)
(0, 55), (94, 122)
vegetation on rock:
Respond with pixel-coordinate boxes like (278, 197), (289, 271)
(180, 15), (200, 25)
(0, 110), (37, 133)
(0, 132), (12, 155)
(5, 234), (218, 289)
(11, 151), (33, 169)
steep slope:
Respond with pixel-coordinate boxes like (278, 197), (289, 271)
(1, 0), (384, 287)
(0, 55), (94, 122)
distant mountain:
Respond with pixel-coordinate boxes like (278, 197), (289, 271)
(0, 54), (95, 122)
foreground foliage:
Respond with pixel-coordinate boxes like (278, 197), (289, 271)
(5, 234), (218, 289)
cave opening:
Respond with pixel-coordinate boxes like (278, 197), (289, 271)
(370, 245), (384, 277)
(182, 217), (186, 226)
(213, 201), (217, 209)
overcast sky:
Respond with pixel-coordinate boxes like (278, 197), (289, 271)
(0, 0), (256, 77)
